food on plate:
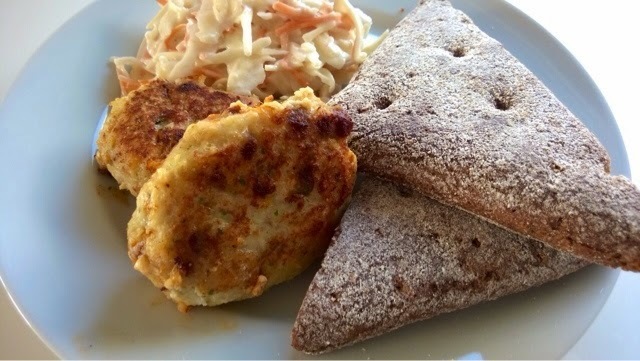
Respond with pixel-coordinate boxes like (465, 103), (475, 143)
(292, 175), (587, 354)
(127, 88), (357, 311)
(113, 0), (386, 99)
(95, 79), (258, 195)
(330, 0), (640, 270)
(92, 0), (637, 354)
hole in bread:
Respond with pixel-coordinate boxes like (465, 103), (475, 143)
(422, 105), (437, 116)
(449, 46), (467, 58)
(470, 238), (481, 248)
(483, 270), (497, 281)
(494, 96), (511, 110)
(374, 96), (393, 110)
(492, 89), (514, 111)
(549, 217), (563, 230)
(393, 275), (410, 295)
(550, 161), (565, 173)
(329, 292), (339, 302)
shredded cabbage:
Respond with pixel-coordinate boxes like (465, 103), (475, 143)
(112, 0), (387, 99)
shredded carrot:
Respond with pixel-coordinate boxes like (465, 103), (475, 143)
(277, 58), (309, 86)
(279, 33), (290, 50)
(118, 76), (141, 95)
(113, 0), (378, 98)
(272, 1), (302, 17)
(272, 1), (355, 35)
(337, 14), (353, 29)
(275, 13), (341, 36)
(164, 24), (186, 50)
(290, 69), (309, 86)
(277, 58), (290, 69)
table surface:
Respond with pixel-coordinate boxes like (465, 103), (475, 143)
(1, 0), (639, 359)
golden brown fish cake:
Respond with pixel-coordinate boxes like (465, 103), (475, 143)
(127, 88), (357, 310)
(95, 79), (258, 195)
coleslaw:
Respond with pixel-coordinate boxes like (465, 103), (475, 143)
(113, 0), (387, 99)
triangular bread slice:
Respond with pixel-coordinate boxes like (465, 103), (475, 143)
(291, 175), (586, 354)
(330, 0), (640, 270)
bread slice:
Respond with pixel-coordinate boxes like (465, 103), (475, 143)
(291, 175), (587, 354)
(329, 0), (640, 270)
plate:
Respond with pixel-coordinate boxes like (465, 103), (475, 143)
(0, 0), (630, 359)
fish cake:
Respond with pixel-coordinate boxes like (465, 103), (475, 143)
(95, 79), (258, 195)
(127, 88), (357, 310)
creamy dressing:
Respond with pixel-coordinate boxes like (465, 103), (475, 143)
(112, 0), (387, 98)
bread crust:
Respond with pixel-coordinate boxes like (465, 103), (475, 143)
(291, 174), (586, 354)
(330, 0), (640, 270)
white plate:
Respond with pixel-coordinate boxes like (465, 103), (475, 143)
(0, 0), (631, 359)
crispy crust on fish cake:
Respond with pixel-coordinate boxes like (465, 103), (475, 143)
(127, 88), (356, 310)
(95, 79), (258, 195)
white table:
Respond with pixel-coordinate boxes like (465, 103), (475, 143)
(1, 0), (639, 359)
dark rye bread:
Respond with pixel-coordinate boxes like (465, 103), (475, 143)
(329, 0), (640, 270)
(291, 175), (587, 354)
